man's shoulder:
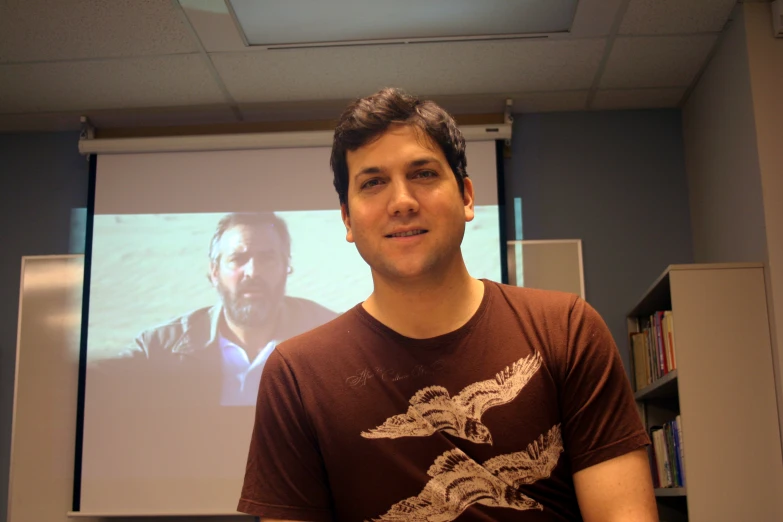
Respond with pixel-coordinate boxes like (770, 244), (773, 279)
(283, 295), (338, 317)
(137, 305), (216, 345)
(274, 305), (360, 361)
(486, 279), (580, 312)
(278, 295), (341, 338)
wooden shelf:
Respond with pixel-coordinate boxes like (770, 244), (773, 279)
(655, 487), (687, 497)
(635, 370), (678, 401)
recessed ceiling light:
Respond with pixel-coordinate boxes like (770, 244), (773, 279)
(228, 0), (577, 48)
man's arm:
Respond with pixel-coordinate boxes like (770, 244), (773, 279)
(573, 448), (658, 522)
(238, 349), (332, 521)
(560, 297), (659, 521)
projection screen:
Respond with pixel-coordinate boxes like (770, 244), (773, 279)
(79, 141), (503, 515)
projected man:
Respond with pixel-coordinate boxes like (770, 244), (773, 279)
(92, 212), (338, 407)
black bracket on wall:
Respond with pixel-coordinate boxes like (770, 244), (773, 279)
(503, 99), (514, 158)
(79, 116), (95, 161)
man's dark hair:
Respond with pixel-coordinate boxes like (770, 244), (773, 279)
(330, 87), (468, 209)
(209, 212), (291, 267)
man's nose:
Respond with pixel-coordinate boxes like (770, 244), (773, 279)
(387, 179), (419, 216)
(242, 257), (256, 278)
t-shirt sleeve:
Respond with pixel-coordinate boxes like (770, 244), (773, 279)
(560, 296), (650, 473)
(237, 349), (333, 521)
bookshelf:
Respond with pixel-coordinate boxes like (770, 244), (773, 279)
(654, 487), (686, 498)
(627, 263), (783, 522)
(634, 369), (678, 401)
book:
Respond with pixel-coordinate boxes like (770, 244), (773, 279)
(647, 444), (659, 488)
(650, 421), (689, 488)
(651, 427), (672, 487)
(655, 311), (668, 373)
(674, 415), (686, 487)
(632, 332), (648, 390)
(666, 422), (680, 486)
(632, 311), (677, 387)
(665, 311), (677, 370)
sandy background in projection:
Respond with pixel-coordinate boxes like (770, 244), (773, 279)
(86, 207), (501, 361)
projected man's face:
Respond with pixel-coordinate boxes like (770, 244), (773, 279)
(210, 224), (288, 328)
(342, 124), (475, 282)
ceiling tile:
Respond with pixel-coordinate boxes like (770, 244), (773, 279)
(569, 0), (626, 37)
(180, 1), (246, 52)
(592, 88), (686, 110)
(0, 55), (228, 113)
(513, 91), (589, 112)
(420, 94), (513, 115)
(0, 0), (198, 63)
(619, 0), (736, 34)
(600, 35), (717, 89)
(211, 38), (606, 103)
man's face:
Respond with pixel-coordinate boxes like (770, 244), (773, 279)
(210, 224), (288, 328)
(342, 124), (474, 282)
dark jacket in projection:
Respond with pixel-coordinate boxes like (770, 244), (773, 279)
(88, 297), (338, 406)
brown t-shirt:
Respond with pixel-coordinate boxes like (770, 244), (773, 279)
(238, 280), (649, 521)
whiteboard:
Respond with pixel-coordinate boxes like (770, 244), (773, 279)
(507, 239), (585, 298)
(7, 255), (87, 522)
(6, 254), (259, 522)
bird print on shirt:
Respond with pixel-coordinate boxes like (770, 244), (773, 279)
(361, 352), (543, 444)
(369, 424), (564, 522)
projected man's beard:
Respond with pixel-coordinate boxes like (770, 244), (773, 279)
(217, 277), (286, 328)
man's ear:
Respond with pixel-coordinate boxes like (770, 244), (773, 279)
(341, 203), (354, 243)
(462, 177), (475, 223)
(208, 261), (219, 287)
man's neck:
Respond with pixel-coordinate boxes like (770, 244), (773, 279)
(363, 260), (485, 340)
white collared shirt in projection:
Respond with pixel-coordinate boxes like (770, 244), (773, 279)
(219, 335), (278, 406)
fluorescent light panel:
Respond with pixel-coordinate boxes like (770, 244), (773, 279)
(229, 0), (578, 47)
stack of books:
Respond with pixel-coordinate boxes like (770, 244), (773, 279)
(649, 416), (686, 489)
(631, 310), (677, 390)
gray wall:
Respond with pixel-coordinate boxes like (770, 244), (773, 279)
(683, 3), (783, 449)
(0, 132), (89, 522)
(682, 7), (767, 264)
(505, 110), (694, 373)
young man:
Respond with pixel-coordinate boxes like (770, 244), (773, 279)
(238, 89), (658, 521)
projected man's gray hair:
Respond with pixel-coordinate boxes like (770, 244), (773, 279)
(208, 212), (291, 266)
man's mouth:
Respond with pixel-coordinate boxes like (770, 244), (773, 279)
(386, 230), (427, 238)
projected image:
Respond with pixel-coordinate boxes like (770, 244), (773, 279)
(86, 207), (500, 408)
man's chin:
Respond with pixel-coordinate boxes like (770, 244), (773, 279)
(227, 305), (272, 327)
(223, 289), (286, 327)
(374, 263), (437, 282)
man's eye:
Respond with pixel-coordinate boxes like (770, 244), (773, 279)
(228, 254), (248, 266)
(362, 179), (382, 189)
(416, 170), (437, 178)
